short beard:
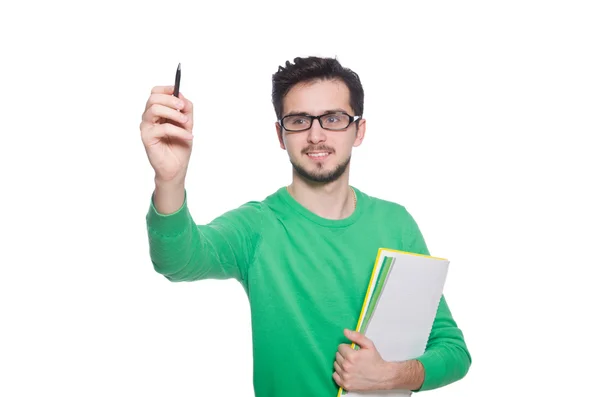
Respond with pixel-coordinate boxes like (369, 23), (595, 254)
(290, 155), (351, 184)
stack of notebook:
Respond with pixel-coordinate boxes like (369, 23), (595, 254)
(338, 248), (450, 397)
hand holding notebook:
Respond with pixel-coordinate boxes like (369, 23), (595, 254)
(336, 248), (450, 397)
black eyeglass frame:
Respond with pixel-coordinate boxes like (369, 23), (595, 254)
(278, 111), (362, 132)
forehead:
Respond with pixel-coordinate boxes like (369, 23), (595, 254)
(282, 79), (352, 115)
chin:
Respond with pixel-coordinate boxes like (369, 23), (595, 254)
(291, 155), (351, 184)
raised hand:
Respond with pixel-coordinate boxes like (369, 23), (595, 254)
(140, 85), (194, 186)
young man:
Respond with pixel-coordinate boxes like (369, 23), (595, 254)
(140, 56), (471, 396)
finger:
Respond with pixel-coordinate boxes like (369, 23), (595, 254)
(178, 92), (194, 115)
(174, 92), (194, 130)
(335, 351), (345, 364)
(151, 85), (175, 95)
(144, 85), (177, 109)
(358, 335), (374, 349)
(333, 360), (343, 375)
(142, 103), (188, 125)
(333, 371), (343, 387)
(345, 329), (374, 349)
(144, 121), (193, 142)
(338, 344), (355, 359)
(145, 92), (185, 113)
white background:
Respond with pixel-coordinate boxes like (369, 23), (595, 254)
(1, 1), (599, 396)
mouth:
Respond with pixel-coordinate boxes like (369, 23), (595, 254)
(305, 151), (332, 161)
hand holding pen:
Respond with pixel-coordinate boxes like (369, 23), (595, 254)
(140, 63), (194, 209)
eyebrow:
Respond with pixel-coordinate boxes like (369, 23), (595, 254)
(283, 108), (350, 117)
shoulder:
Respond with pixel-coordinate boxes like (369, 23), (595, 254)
(355, 187), (422, 235)
(355, 187), (413, 219)
(222, 187), (285, 214)
(207, 198), (267, 229)
(219, 187), (286, 224)
(356, 187), (429, 254)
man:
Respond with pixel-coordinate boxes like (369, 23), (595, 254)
(140, 56), (471, 396)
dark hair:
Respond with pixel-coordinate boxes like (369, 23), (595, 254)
(271, 56), (364, 120)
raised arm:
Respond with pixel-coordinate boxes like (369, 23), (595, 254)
(146, 192), (263, 284)
(140, 84), (263, 286)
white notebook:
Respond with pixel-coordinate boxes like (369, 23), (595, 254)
(338, 248), (450, 397)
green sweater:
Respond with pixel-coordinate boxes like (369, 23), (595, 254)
(146, 186), (471, 396)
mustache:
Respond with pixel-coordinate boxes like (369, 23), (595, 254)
(302, 145), (335, 154)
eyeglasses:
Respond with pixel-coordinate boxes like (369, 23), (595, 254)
(278, 111), (361, 132)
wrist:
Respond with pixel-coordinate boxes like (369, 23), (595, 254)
(154, 175), (185, 189)
(153, 179), (186, 215)
(381, 360), (424, 391)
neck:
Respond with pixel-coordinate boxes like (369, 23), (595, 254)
(287, 173), (355, 220)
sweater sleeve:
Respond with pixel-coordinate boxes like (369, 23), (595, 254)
(403, 209), (472, 391)
(145, 191), (264, 285)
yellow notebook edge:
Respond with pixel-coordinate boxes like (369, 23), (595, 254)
(353, 248), (384, 338)
(379, 247), (448, 262)
(338, 247), (397, 396)
(336, 247), (447, 397)
(336, 248), (383, 397)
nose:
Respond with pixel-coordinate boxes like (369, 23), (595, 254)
(307, 120), (327, 144)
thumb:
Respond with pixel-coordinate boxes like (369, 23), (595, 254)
(344, 329), (374, 349)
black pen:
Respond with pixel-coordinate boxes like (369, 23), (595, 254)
(173, 62), (181, 98)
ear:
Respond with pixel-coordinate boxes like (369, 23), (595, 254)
(353, 118), (366, 147)
(276, 121), (286, 149)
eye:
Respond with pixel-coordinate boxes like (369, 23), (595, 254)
(286, 116), (309, 124)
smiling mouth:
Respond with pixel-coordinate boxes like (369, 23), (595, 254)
(306, 151), (331, 160)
